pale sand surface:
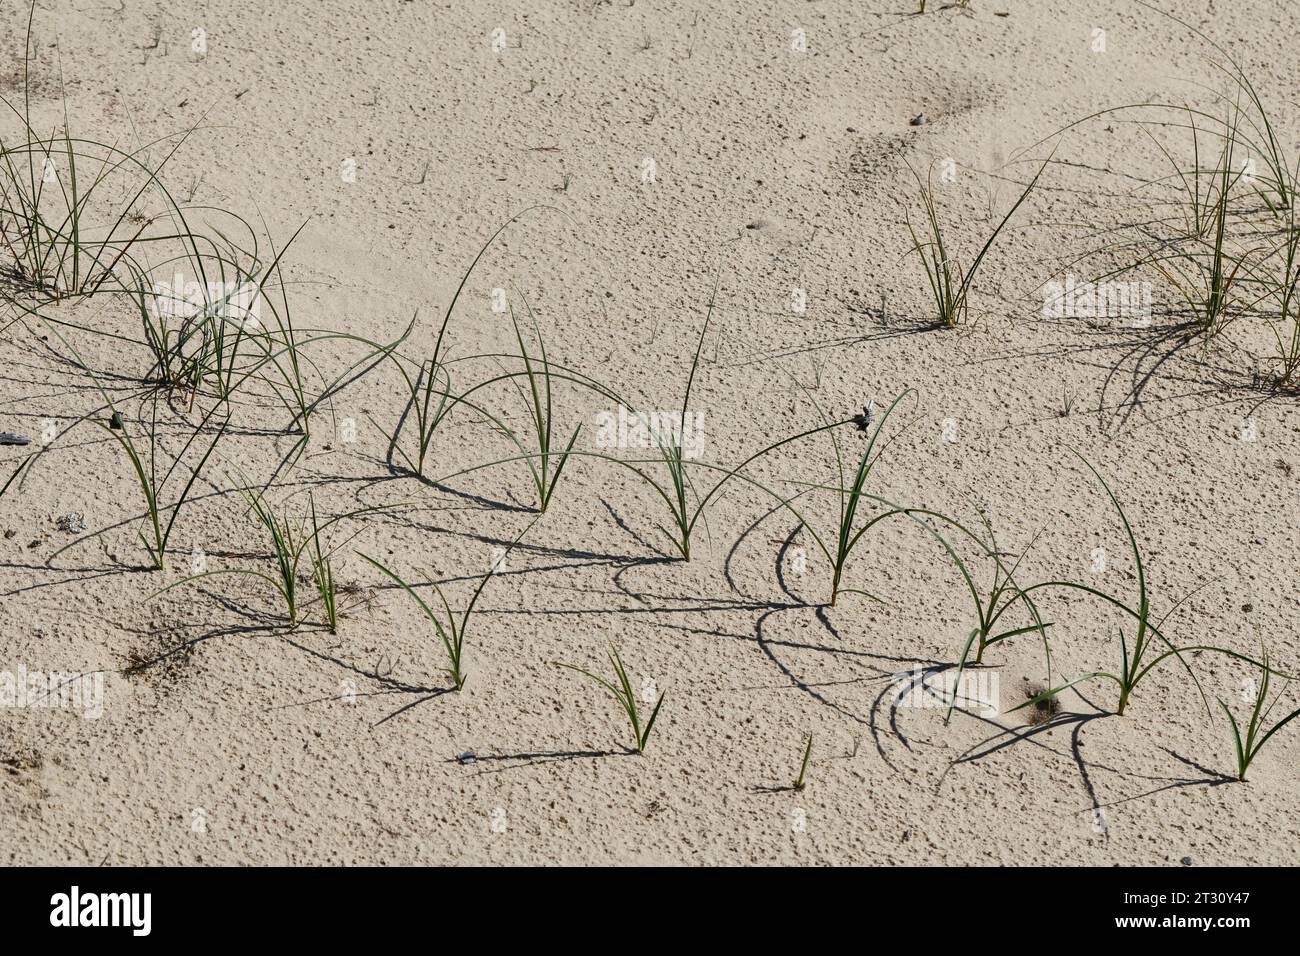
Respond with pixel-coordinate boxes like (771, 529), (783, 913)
(3, 0), (1300, 864)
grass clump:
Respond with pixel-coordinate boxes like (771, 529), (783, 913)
(358, 520), (533, 691)
(1014, 452), (1260, 717)
(556, 643), (665, 754)
(494, 301), (580, 512)
(906, 158), (1048, 328)
(1221, 647), (1300, 782)
(154, 487), (374, 628)
(101, 398), (228, 572)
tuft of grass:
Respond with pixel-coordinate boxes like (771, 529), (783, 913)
(1137, 0), (1293, 213)
(793, 734), (813, 791)
(906, 157), (1048, 328)
(101, 398), (229, 572)
(773, 391), (909, 607)
(1144, 107), (1261, 336)
(381, 350), (454, 478)
(1014, 452), (1262, 717)
(357, 520), (534, 691)
(926, 509), (1053, 723)
(496, 298), (580, 512)
(307, 494), (340, 633)
(822, 395), (906, 606)
(35, 320), (228, 571)
(1266, 213), (1300, 388)
(154, 487), (376, 627)
(1221, 646), (1300, 782)
(556, 643), (665, 754)
(645, 274), (716, 559)
(242, 486), (306, 624)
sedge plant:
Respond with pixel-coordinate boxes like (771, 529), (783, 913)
(1013, 452), (1262, 718)
(101, 396), (229, 572)
(154, 487), (377, 628)
(357, 519), (535, 691)
(906, 157), (1048, 328)
(1220, 646), (1300, 783)
(555, 643), (665, 754)
(493, 299), (580, 512)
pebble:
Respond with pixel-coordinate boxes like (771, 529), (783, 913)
(456, 750), (477, 765)
(910, 113), (929, 126)
(0, 432), (31, 445)
(57, 512), (86, 534)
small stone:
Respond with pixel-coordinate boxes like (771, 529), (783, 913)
(456, 750), (477, 765)
(3, 529), (14, 539)
(1180, 856), (1193, 866)
(109, 411), (124, 430)
(57, 512), (86, 534)
(910, 113), (929, 126)
(0, 432), (31, 446)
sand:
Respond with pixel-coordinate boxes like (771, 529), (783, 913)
(3, 0), (1300, 865)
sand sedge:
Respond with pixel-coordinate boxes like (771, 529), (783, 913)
(0, 3), (352, 417)
(1014, 452), (1261, 718)
(0, 5), (242, 313)
(494, 300), (580, 512)
(1221, 647), (1300, 782)
(1264, 202), (1300, 387)
(357, 519), (535, 690)
(793, 734), (813, 792)
(1238, 152), (1300, 386)
(1145, 110), (1262, 336)
(922, 508), (1054, 722)
(617, 276), (717, 559)
(101, 397), (229, 572)
(155, 488), (374, 628)
(582, 278), (848, 560)
(555, 643), (665, 754)
(906, 158), (1048, 328)
(1137, 0), (1294, 213)
(381, 351), (455, 478)
(36, 325), (226, 571)
(153, 486), (307, 623)
(307, 495), (341, 633)
(0, 125), (268, 394)
(776, 391), (938, 609)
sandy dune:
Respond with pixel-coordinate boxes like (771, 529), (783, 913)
(3, 0), (1300, 865)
